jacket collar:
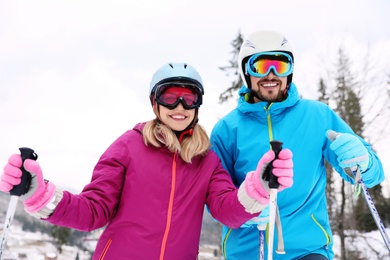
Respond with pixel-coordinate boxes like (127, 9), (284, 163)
(236, 83), (300, 119)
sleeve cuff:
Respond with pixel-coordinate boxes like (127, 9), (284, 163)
(238, 181), (267, 214)
(27, 188), (64, 219)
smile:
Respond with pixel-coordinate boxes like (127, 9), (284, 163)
(261, 83), (278, 88)
(171, 115), (186, 119)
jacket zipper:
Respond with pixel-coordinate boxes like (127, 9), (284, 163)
(159, 152), (178, 260)
(265, 103), (275, 142)
(223, 104), (276, 259)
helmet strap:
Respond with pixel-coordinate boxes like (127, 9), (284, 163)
(175, 109), (199, 143)
(152, 97), (160, 116)
(283, 86), (288, 96)
(283, 82), (291, 97)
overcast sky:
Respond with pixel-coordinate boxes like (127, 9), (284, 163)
(1, 0), (389, 194)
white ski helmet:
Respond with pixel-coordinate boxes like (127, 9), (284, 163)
(149, 62), (204, 105)
(238, 30), (294, 89)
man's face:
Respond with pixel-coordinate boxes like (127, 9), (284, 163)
(249, 72), (288, 102)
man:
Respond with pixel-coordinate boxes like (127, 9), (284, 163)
(210, 30), (385, 259)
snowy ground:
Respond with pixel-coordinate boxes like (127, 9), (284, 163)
(1, 224), (389, 259)
(198, 229), (390, 260)
(1, 225), (93, 260)
(332, 229), (390, 259)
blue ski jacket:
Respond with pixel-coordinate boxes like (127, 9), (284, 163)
(210, 83), (385, 260)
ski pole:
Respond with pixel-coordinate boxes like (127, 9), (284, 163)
(327, 131), (390, 252)
(262, 140), (283, 260)
(0, 148), (37, 259)
(259, 228), (265, 260)
(355, 168), (390, 252)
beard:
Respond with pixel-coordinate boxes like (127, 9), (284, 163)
(253, 88), (286, 102)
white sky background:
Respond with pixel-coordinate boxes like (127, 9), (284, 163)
(0, 0), (389, 194)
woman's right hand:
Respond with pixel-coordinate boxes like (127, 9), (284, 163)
(0, 154), (25, 193)
(1, 154), (57, 215)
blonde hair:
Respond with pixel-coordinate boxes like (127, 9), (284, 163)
(142, 119), (210, 163)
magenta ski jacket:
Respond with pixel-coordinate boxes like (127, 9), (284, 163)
(46, 122), (255, 259)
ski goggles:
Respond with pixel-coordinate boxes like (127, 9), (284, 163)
(154, 82), (203, 109)
(246, 51), (294, 77)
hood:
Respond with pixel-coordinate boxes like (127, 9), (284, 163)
(133, 122), (147, 133)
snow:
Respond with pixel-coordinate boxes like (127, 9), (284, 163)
(1, 224), (92, 260)
(332, 229), (390, 259)
(1, 220), (389, 259)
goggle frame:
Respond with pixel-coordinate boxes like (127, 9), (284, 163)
(246, 51), (294, 78)
(154, 82), (203, 110)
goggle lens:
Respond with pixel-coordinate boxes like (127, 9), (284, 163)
(247, 52), (293, 77)
(155, 83), (202, 109)
(252, 59), (290, 75)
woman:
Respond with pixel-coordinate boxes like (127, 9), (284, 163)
(1, 62), (293, 259)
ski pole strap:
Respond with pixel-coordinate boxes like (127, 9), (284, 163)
(345, 167), (362, 198)
(261, 205), (285, 257)
(352, 168), (362, 198)
(275, 205), (285, 254)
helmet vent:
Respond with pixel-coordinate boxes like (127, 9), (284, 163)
(281, 37), (288, 46)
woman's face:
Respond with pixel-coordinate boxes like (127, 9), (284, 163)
(153, 83), (200, 131)
(157, 103), (195, 131)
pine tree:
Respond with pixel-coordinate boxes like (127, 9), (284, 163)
(218, 30), (244, 103)
(319, 47), (389, 259)
(329, 47), (363, 260)
(317, 78), (338, 231)
(51, 225), (71, 254)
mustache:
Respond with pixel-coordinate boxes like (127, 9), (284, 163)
(256, 79), (282, 88)
(258, 78), (281, 83)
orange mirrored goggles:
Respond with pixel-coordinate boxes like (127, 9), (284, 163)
(246, 52), (293, 77)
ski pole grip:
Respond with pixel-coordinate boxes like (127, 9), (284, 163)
(9, 147), (38, 196)
(327, 130), (340, 142)
(262, 140), (283, 189)
(268, 140), (283, 189)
